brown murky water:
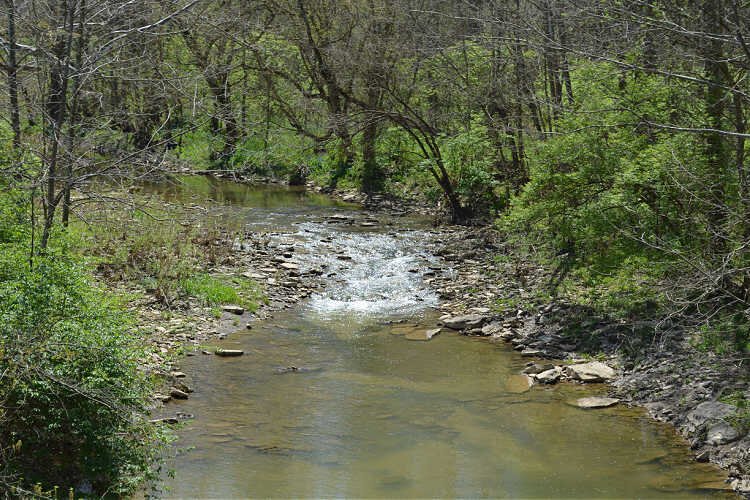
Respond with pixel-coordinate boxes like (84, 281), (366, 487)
(155, 177), (731, 498)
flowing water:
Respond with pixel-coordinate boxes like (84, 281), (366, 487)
(154, 176), (731, 498)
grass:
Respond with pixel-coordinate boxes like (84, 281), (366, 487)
(180, 274), (265, 312)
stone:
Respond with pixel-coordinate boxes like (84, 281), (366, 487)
(279, 262), (299, 270)
(686, 402), (735, 432)
(564, 361), (616, 382)
(520, 349), (542, 357)
(523, 363), (555, 375)
(169, 388), (189, 400)
(221, 305), (244, 315)
(731, 479), (750, 494)
(481, 322), (503, 336)
(215, 349), (244, 357)
(575, 397), (620, 409)
(706, 422), (741, 445)
(406, 328), (442, 341)
(443, 314), (486, 330)
(170, 371), (186, 378)
(505, 374), (534, 393)
(695, 450), (711, 462)
(153, 393), (171, 403)
(534, 367), (562, 384)
(150, 417), (179, 425)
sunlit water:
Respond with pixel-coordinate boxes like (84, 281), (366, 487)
(153, 176), (731, 498)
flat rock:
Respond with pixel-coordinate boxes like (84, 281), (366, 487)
(706, 422), (741, 445)
(523, 363), (555, 375)
(686, 401), (735, 429)
(406, 328), (442, 341)
(169, 388), (189, 400)
(221, 305), (244, 315)
(215, 349), (244, 357)
(575, 397), (620, 409)
(520, 349), (543, 357)
(535, 367), (562, 384)
(150, 417), (179, 425)
(443, 314), (486, 330)
(481, 322), (503, 336)
(279, 262), (299, 270)
(564, 361), (616, 382)
(505, 374), (534, 393)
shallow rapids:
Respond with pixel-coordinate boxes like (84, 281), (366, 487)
(153, 177), (731, 498)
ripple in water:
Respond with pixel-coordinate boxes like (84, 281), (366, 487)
(289, 223), (440, 321)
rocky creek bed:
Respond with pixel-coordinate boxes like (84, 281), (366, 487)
(136, 175), (748, 496)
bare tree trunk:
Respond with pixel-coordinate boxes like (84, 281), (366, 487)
(5, 0), (21, 155)
(701, 0), (730, 252)
(41, 0), (75, 250)
(62, 0), (86, 227)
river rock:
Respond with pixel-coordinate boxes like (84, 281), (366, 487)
(706, 422), (741, 445)
(731, 479), (750, 494)
(523, 363), (555, 375)
(564, 361), (616, 382)
(575, 397), (620, 409)
(215, 349), (244, 357)
(521, 349), (543, 357)
(505, 374), (534, 393)
(150, 417), (179, 425)
(481, 322), (503, 336)
(279, 262), (299, 270)
(685, 401), (735, 432)
(443, 314), (486, 330)
(169, 388), (189, 400)
(221, 305), (244, 315)
(406, 328), (442, 341)
(535, 367), (562, 384)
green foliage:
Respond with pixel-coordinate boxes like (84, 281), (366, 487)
(174, 127), (224, 170)
(231, 130), (318, 177)
(693, 314), (750, 354)
(439, 123), (500, 214)
(0, 248), (168, 495)
(504, 62), (714, 321)
(180, 273), (264, 312)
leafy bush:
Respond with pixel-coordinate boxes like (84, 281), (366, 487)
(0, 251), (168, 495)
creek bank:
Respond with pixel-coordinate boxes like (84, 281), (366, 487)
(424, 225), (750, 496)
(138, 175), (747, 494)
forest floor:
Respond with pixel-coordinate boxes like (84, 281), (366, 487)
(98, 175), (749, 495)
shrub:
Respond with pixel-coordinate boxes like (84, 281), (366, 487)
(0, 251), (168, 495)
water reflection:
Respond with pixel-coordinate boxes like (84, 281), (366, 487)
(154, 178), (731, 498)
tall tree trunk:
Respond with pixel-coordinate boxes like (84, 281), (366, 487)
(41, 0), (75, 250)
(701, 0), (730, 252)
(5, 0), (21, 156)
(62, 0), (86, 227)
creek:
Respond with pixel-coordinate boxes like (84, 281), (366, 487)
(154, 177), (730, 498)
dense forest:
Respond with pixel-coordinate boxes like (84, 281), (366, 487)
(1, 0), (750, 495)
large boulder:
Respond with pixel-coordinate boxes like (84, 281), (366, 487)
(564, 361), (616, 382)
(685, 401), (736, 434)
(706, 422), (741, 445)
